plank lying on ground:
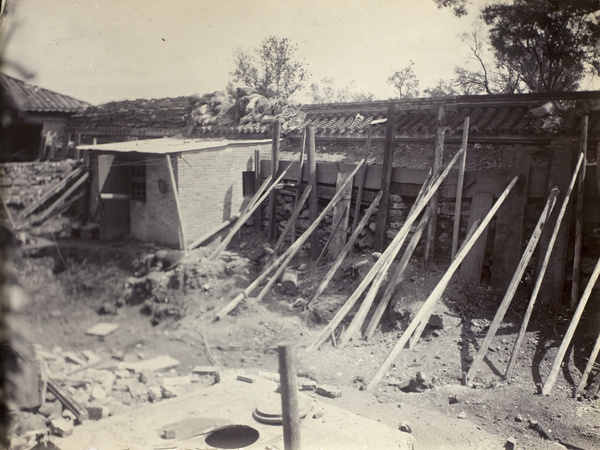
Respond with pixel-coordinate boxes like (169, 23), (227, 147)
(307, 148), (465, 352)
(213, 160), (365, 321)
(465, 187), (559, 385)
(307, 191), (383, 310)
(505, 152), (585, 380)
(47, 379), (89, 421)
(367, 175), (518, 392)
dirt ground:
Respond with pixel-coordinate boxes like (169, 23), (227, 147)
(6, 221), (600, 450)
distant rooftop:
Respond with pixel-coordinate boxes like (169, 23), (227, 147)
(77, 137), (272, 154)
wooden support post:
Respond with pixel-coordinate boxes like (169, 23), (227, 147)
(505, 153), (585, 380)
(165, 154), (186, 250)
(374, 103), (396, 252)
(308, 191), (383, 310)
(73, 133), (82, 160)
(188, 215), (240, 250)
(268, 121), (281, 241)
(254, 149), (262, 232)
(466, 188), (559, 384)
(571, 115), (589, 310)
(367, 176), (518, 391)
(307, 126), (319, 260)
(459, 192), (493, 283)
(425, 105), (446, 264)
(451, 117), (469, 259)
(1, 195), (16, 229)
(350, 128), (372, 256)
(329, 170), (353, 259)
(574, 329), (600, 398)
(292, 129), (307, 241)
(38, 131), (47, 161)
(316, 203), (348, 265)
(542, 252), (600, 396)
(278, 344), (301, 450)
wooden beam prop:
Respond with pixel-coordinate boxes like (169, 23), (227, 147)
(316, 203), (348, 266)
(165, 154), (186, 250)
(367, 175), (518, 391)
(254, 149), (262, 232)
(307, 148), (465, 352)
(465, 188), (559, 384)
(329, 170), (354, 259)
(505, 152), (585, 379)
(542, 252), (600, 396)
(459, 192), (493, 283)
(268, 185), (312, 266)
(268, 120), (281, 241)
(350, 128), (372, 256)
(574, 328), (600, 398)
(188, 215), (240, 250)
(31, 172), (89, 225)
(292, 129), (307, 241)
(307, 191), (383, 310)
(213, 161), (364, 320)
(451, 116), (469, 259)
(374, 103), (397, 252)
(425, 105), (446, 264)
(1, 195), (16, 229)
(363, 209), (430, 340)
(571, 115), (589, 310)
(307, 126), (319, 260)
(278, 344), (301, 450)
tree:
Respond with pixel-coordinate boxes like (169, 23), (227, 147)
(309, 78), (375, 103)
(433, 0), (470, 17)
(230, 36), (310, 99)
(482, 0), (600, 92)
(387, 61), (420, 99)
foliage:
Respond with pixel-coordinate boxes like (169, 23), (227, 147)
(433, 0), (470, 17)
(230, 36), (310, 99)
(387, 61), (420, 99)
(309, 78), (375, 103)
(482, 0), (600, 92)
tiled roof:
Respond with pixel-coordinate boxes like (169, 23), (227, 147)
(1, 74), (90, 113)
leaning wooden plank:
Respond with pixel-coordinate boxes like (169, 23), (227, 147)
(213, 160), (365, 320)
(350, 127), (372, 255)
(364, 209), (430, 340)
(34, 192), (84, 226)
(451, 117), (469, 259)
(20, 166), (84, 220)
(574, 328), (600, 398)
(505, 152), (585, 380)
(329, 170), (354, 258)
(542, 253), (600, 396)
(292, 129), (307, 241)
(316, 203), (348, 266)
(307, 148), (465, 352)
(188, 215), (240, 250)
(1, 195), (16, 229)
(210, 164), (292, 259)
(459, 192), (493, 283)
(465, 187), (559, 384)
(32, 172), (89, 225)
(367, 175), (518, 392)
(268, 185), (312, 266)
(268, 121), (281, 241)
(165, 154), (187, 250)
(307, 191), (383, 310)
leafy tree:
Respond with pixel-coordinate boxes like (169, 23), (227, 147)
(387, 61), (420, 99)
(482, 0), (600, 92)
(433, 0), (470, 17)
(230, 36), (310, 99)
(309, 78), (375, 103)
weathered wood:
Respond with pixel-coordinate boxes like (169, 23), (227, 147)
(269, 121), (281, 241)
(571, 115), (589, 310)
(452, 117), (469, 259)
(425, 105), (446, 264)
(374, 103), (396, 252)
(459, 192), (493, 282)
(32, 172), (89, 225)
(292, 130), (306, 241)
(316, 204), (348, 265)
(505, 152), (585, 379)
(307, 126), (319, 260)
(188, 215), (240, 250)
(1, 195), (16, 229)
(308, 149), (464, 352)
(254, 149), (262, 232)
(364, 209), (430, 340)
(164, 155), (186, 249)
(466, 188), (559, 384)
(329, 170), (354, 258)
(574, 329), (600, 398)
(47, 378), (89, 422)
(367, 176), (518, 392)
(350, 128), (372, 256)
(278, 344), (301, 450)
(491, 148), (532, 289)
(38, 130), (47, 161)
(307, 191), (383, 310)
(542, 252), (600, 396)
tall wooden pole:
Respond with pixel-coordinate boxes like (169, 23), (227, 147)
(165, 154), (186, 250)
(292, 129), (307, 241)
(268, 120), (281, 241)
(571, 115), (588, 310)
(278, 344), (301, 450)
(425, 105), (446, 264)
(451, 116), (469, 259)
(254, 149), (262, 232)
(374, 103), (396, 252)
(350, 128), (372, 256)
(306, 126), (319, 260)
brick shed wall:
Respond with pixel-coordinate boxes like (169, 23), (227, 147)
(176, 142), (271, 245)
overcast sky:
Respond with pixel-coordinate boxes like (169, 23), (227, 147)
(2, 0), (498, 105)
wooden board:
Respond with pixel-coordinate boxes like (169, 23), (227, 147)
(329, 170), (353, 259)
(491, 148), (531, 289)
(459, 192), (493, 282)
(97, 154), (130, 240)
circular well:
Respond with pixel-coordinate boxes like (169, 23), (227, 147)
(204, 424), (260, 449)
